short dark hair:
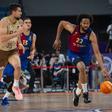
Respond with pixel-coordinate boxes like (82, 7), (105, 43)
(9, 3), (21, 14)
(23, 17), (31, 21)
(76, 14), (93, 24)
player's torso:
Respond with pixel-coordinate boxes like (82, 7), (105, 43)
(68, 26), (92, 54)
(0, 17), (19, 51)
(20, 32), (33, 58)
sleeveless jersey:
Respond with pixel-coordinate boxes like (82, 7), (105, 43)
(68, 25), (92, 54)
(20, 32), (33, 60)
(0, 17), (20, 51)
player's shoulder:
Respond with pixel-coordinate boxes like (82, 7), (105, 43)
(87, 27), (93, 32)
(0, 17), (9, 27)
(89, 30), (97, 41)
(0, 16), (9, 23)
(31, 32), (37, 38)
(90, 30), (95, 36)
(0, 17), (10, 28)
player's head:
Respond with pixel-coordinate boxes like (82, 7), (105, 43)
(77, 14), (93, 31)
(9, 3), (22, 19)
(23, 17), (32, 30)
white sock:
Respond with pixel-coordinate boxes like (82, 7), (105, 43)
(13, 79), (19, 87)
(81, 83), (88, 93)
(0, 78), (4, 82)
(76, 87), (82, 95)
(3, 91), (11, 99)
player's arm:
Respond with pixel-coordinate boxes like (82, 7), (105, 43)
(18, 36), (25, 53)
(31, 33), (36, 55)
(28, 33), (37, 60)
(53, 21), (76, 50)
(56, 20), (76, 39)
(90, 32), (109, 78)
(0, 19), (23, 42)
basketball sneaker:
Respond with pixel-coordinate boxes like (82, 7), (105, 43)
(73, 88), (81, 106)
(1, 97), (9, 106)
(12, 86), (23, 100)
(83, 92), (91, 103)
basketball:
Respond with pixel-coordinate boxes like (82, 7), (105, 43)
(100, 81), (112, 94)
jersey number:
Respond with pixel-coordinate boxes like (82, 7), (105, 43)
(76, 38), (83, 44)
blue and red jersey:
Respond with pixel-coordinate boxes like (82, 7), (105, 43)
(20, 32), (34, 70)
(68, 25), (92, 54)
(67, 26), (93, 65)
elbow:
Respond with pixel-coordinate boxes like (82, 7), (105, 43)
(59, 20), (66, 26)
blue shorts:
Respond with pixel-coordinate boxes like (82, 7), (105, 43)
(67, 50), (91, 66)
(3, 64), (14, 77)
(3, 60), (30, 77)
(21, 60), (28, 71)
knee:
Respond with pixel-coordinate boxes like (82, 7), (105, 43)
(77, 61), (86, 72)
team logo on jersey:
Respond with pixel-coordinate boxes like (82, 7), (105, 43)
(22, 40), (28, 45)
(84, 35), (88, 39)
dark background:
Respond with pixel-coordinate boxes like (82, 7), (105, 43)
(0, 0), (112, 53)
(31, 15), (111, 53)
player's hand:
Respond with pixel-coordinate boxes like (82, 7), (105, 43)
(27, 55), (34, 61)
(18, 44), (25, 54)
(53, 39), (61, 50)
(101, 67), (111, 80)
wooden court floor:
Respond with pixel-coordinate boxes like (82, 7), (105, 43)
(0, 92), (112, 112)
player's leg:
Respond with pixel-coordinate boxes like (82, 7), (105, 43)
(8, 53), (23, 100)
(67, 50), (82, 106)
(26, 61), (36, 93)
(80, 55), (91, 103)
(73, 61), (84, 106)
(1, 80), (13, 106)
(1, 64), (14, 105)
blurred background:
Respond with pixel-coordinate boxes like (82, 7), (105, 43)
(0, 0), (112, 93)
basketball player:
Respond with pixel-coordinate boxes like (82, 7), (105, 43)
(53, 14), (109, 106)
(19, 17), (36, 93)
(0, 3), (26, 100)
(1, 17), (36, 105)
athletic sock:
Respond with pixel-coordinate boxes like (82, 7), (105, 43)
(13, 79), (19, 87)
(81, 83), (88, 93)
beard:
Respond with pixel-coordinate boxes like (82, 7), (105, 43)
(81, 27), (88, 32)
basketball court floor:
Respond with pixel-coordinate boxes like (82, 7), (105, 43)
(0, 92), (112, 112)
